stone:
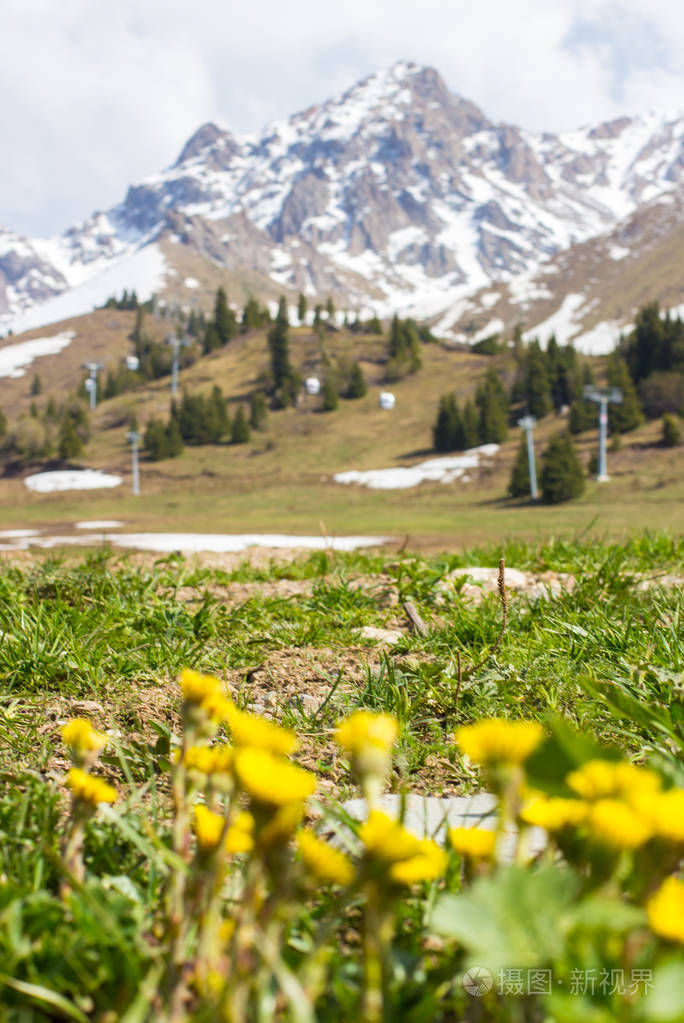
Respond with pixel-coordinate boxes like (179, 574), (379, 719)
(359, 625), (403, 645)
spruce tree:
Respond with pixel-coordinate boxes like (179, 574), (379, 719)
(144, 418), (169, 461)
(326, 296), (335, 322)
(524, 341), (552, 419)
(662, 414), (681, 447)
(268, 299), (294, 401)
(346, 362), (367, 399)
(606, 354), (643, 434)
(507, 436), (537, 498)
(249, 391), (268, 430)
(58, 414), (83, 460)
(367, 315), (383, 335)
(297, 293), (307, 325)
(433, 394), (464, 452)
(477, 369), (509, 443)
(322, 377), (339, 412)
(203, 323), (221, 355)
(540, 431), (585, 504)
(241, 296), (263, 332)
(206, 385), (230, 442)
(166, 417), (184, 457)
(214, 286), (237, 345)
(31, 374), (42, 396)
(462, 400), (480, 448)
(231, 406), (250, 444)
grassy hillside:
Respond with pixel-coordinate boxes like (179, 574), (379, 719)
(0, 308), (683, 547)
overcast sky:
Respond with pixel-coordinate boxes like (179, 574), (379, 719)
(3, 0), (684, 238)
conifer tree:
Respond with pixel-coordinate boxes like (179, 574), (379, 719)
(241, 296), (263, 332)
(214, 286), (237, 345)
(462, 400), (480, 448)
(326, 296), (335, 322)
(477, 369), (509, 443)
(540, 431), (585, 504)
(144, 418), (169, 461)
(58, 414), (83, 460)
(322, 376), (339, 412)
(206, 385), (230, 442)
(524, 341), (552, 419)
(568, 365), (598, 433)
(367, 315), (383, 335)
(231, 406), (250, 444)
(203, 322), (221, 355)
(268, 297), (296, 404)
(297, 293), (307, 325)
(0, 406), (6, 438)
(507, 436), (537, 498)
(166, 417), (184, 457)
(249, 391), (268, 430)
(433, 394), (464, 452)
(606, 354), (643, 434)
(31, 374), (42, 396)
(662, 413), (681, 447)
(346, 362), (367, 399)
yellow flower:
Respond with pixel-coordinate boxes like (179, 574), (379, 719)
(334, 712), (398, 756)
(181, 668), (222, 704)
(449, 826), (496, 859)
(634, 789), (684, 843)
(520, 795), (588, 831)
(359, 811), (446, 884)
(193, 804), (225, 853)
(226, 811), (255, 854)
(226, 704), (298, 755)
(567, 760), (661, 802)
(61, 718), (108, 755)
(647, 876), (684, 943)
(389, 840), (446, 885)
(67, 768), (117, 806)
(589, 799), (653, 849)
(184, 744), (234, 775)
(455, 719), (543, 766)
(233, 748), (316, 806)
(193, 805), (254, 855)
(297, 829), (354, 885)
(359, 810), (423, 862)
(199, 692), (233, 726)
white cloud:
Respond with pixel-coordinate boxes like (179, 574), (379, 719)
(1, 0), (684, 236)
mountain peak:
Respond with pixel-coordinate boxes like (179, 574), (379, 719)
(174, 122), (234, 166)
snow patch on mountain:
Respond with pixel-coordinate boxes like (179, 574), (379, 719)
(0, 330), (75, 377)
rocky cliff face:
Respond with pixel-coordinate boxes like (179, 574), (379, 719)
(3, 62), (684, 336)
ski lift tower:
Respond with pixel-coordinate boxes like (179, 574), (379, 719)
(517, 415), (539, 499)
(166, 335), (191, 399)
(583, 386), (623, 482)
(82, 362), (104, 411)
(126, 430), (141, 496)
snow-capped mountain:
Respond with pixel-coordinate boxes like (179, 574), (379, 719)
(3, 61), (684, 338)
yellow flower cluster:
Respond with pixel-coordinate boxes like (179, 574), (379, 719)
(185, 744), (234, 776)
(567, 760), (661, 801)
(359, 811), (446, 885)
(455, 719), (543, 766)
(67, 767), (117, 806)
(193, 804), (254, 855)
(233, 748), (316, 806)
(448, 826), (496, 860)
(334, 711), (398, 757)
(297, 829), (354, 886)
(180, 669), (232, 725)
(226, 704), (298, 755)
(61, 718), (108, 755)
(521, 796), (588, 831)
(647, 876), (684, 944)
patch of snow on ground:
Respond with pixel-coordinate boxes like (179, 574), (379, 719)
(0, 331), (75, 378)
(572, 321), (621, 355)
(479, 292), (501, 309)
(0, 532), (391, 554)
(471, 319), (504, 342)
(523, 293), (586, 346)
(24, 470), (123, 493)
(184, 277), (199, 288)
(609, 245), (630, 260)
(334, 445), (499, 490)
(6, 245), (167, 335)
(0, 529), (41, 538)
(75, 520), (125, 530)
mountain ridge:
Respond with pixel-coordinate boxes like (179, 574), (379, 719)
(3, 61), (684, 344)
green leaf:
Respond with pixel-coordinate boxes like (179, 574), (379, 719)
(525, 716), (620, 796)
(0, 974), (90, 1022)
(642, 960), (684, 1021)
(430, 865), (577, 970)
